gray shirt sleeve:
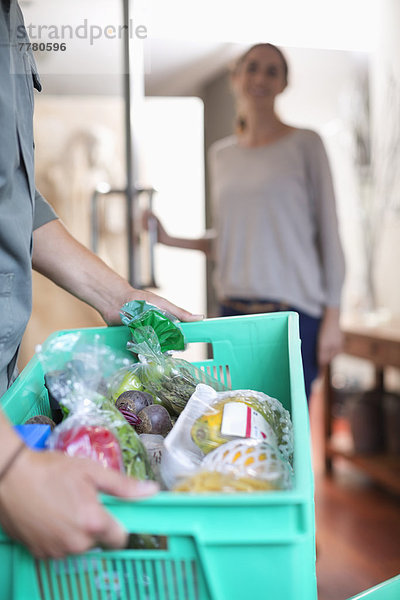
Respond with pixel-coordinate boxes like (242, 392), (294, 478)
(305, 132), (345, 307)
(33, 188), (58, 230)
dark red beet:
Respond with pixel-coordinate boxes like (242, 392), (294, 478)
(115, 390), (153, 415)
(136, 405), (172, 436)
(25, 415), (57, 430)
(118, 407), (142, 428)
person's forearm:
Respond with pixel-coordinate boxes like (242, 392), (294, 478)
(317, 306), (343, 368)
(323, 306), (340, 319)
(144, 210), (215, 258)
(160, 230), (215, 257)
(32, 220), (139, 323)
(32, 219), (203, 324)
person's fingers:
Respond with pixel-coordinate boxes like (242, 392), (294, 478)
(88, 461), (160, 498)
(97, 520), (128, 550)
(317, 342), (327, 368)
(31, 532), (92, 560)
(136, 289), (203, 322)
(80, 465), (159, 551)
(0, 450), (159, 560)
(87, 506), (129, 550)
(172, 307), (205, 322)
(141, 209), (151, 230)
(153, 295), (204, 322)
(318, 345), (329, 367)
(318, 343), (337, 368)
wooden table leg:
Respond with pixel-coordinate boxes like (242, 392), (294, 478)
(323, 364), (334, 474)
(374, 367), (384, 392)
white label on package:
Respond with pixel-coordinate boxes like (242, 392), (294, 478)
(220, 402), (269, 440)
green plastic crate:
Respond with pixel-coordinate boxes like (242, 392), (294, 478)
(0, 313), (317, 600)
(347, 575), (400, 599)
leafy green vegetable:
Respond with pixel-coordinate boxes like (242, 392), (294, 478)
(98, 396), (153, 479)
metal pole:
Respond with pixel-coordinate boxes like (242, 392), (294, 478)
(147, 188), (158, 288)
(90, 190), (99, 254)
(122, 0), (135, 286)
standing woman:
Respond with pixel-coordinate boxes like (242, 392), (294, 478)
(151, 43), (345, 399)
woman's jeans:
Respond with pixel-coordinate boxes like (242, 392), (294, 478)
(219, 298), (321, 401)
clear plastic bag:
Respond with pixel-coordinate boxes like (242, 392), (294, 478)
(126, 326), (227, 417)
(159, 383), (208, 489)
(108, 363), (155, 403)
(47, 408), (125, 473)
(36, 333), (153, 480)
(121, 300), (185, 353)
(174, 435), (294, 493)
(201, 438), (293, 489)
(161, 383), (294, 490)
(139, 434), (164, 484)
(189, 385), (294, 465)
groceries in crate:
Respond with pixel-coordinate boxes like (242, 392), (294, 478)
(120, 301), (227, 416)
(121, 300), (186, 353)
(161, 383), (294, 492)
(113, 389), (152, 427)
(110, 367), (147, 401)
(24, 414), (56, 429)
(37, 332), (153, 480)
(203, 438), (292, 483)
(139, 433), (164, 480)
(115, 390), (154, 414)
(51, 424), (124, 472)
(14, 423), (53, 449)
(174, 438), (293, 492)
(35, 302), (294, 494)
(47, 391), (153, 479)
(122, 341), (225, 416)
(135, 404), (173, 436)
(174, 470), (275, 492)
(191, 389), (293, 464)
(113, 387), (173, 436)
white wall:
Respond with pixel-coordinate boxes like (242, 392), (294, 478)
(277, 48), (368, 316)
(141, 97), (206, 318)
(369, 0), (400, 317)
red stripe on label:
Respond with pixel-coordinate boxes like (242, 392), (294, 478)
(246, 405), (252, 437)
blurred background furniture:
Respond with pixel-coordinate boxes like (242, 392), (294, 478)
(324, 316), (400, 496)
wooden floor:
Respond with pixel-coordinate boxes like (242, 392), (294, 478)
(310, 385), (400, 600)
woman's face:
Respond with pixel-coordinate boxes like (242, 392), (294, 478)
(232, 45), (287, 107)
